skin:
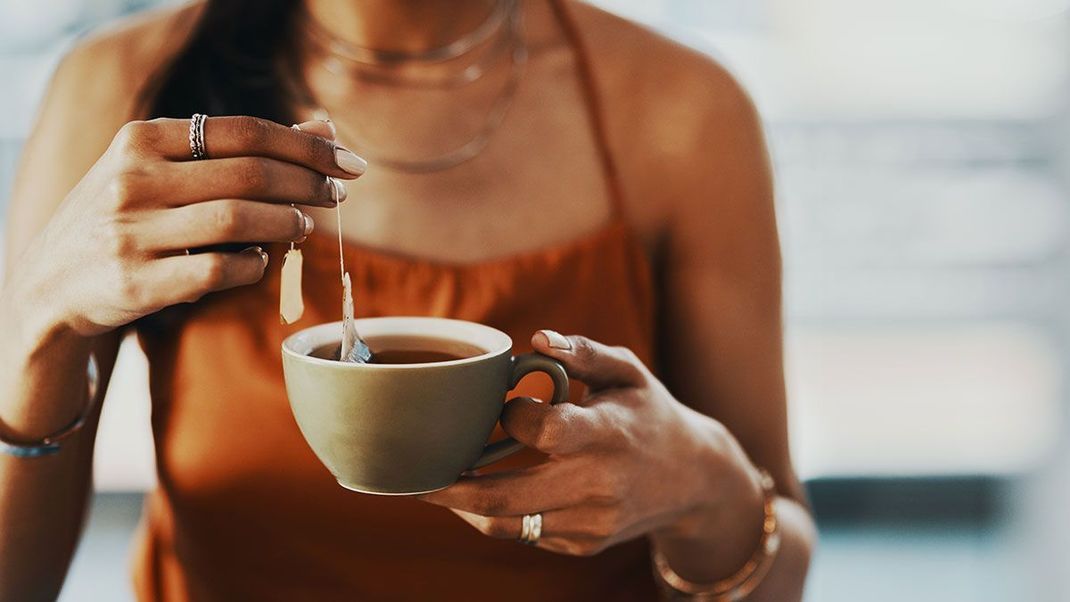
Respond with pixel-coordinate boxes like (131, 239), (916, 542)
(0, 1), (815, 600)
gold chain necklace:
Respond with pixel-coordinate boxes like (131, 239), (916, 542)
(302, 0), (514, 89)
(299, 2), (527, 174)
(303, 0), (510, 66)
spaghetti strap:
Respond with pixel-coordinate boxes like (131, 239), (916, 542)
(548, 0), (626, 219)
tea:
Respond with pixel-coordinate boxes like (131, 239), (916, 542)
(310, 335), (485, 365)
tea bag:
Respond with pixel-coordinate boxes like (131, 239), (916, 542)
(335, 195), (372, 363)
(339, 271), (371, 362)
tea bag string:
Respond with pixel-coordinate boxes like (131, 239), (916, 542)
(337, 186), (368, 362)
(336, 198), (345, 275)
(292, 125), (303, 255)
(291, 207), (298, 252)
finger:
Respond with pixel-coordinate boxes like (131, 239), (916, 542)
(417, 464), (594, 515)
(531, 512), (666, 557)
(160, 157), (347, 208)
(530, 536), (607, 557)
(500, 396), (603, 455)
(419, 462), (606, 517)
(531, 331), (647, 391)
(136, 201), (313, 253)
(136, 248), (269, 308)
(292, 119), (336, 140)
(448, 506), (622, 549)
(117, 116), (366, 178)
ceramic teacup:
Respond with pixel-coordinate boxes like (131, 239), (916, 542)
(281, 317), (569, 495)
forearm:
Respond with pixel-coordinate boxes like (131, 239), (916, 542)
(0, 423), (98, 602)
(650, 410), (815, 600)
(0, 287), (112, 601)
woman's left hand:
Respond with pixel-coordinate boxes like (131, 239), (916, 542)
(419, 330), (760, 556)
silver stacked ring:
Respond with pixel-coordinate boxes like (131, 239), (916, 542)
(189, 113), (208, 160)
(519, 513), (542, 545)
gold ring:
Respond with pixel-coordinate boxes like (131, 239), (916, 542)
(519, 513), (542, 545)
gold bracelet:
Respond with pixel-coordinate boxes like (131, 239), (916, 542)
(652, 468), (781, 601)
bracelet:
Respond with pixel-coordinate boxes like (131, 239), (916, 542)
(652, 468), (781, 601)
(0, 352), (99, 458)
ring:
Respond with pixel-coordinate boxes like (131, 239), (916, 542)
(519, 513), (542, 545)
(189, 113), (207, 160)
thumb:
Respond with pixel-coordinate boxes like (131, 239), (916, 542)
(531, 330), (646, 392)
(292, 119), (336, 141)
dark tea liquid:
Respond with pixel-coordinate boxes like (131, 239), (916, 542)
(310, 335), (486, 364)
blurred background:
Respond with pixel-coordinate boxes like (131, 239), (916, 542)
(2, 0), (1069, 600)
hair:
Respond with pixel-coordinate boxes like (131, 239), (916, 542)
(140, 0), (303, 123)
(134, 0), (304, 331)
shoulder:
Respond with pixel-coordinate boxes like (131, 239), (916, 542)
(54, 1), (203, 125)
(569, 1), (757, 128)
(26, 3), (202, 175)
(57, 2), (202, 111)
(64, 1), (203, 76)
(566, 2), (769, 237)
(7, 3), (203, 254)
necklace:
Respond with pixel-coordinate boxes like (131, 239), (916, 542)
(303, 0), (510, 66)
(299, 1), (527, 174)
(308, 11), (515, 90)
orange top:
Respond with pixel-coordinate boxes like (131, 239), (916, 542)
(131, 2), (658, 599)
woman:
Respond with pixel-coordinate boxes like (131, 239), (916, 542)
(0, 0), (814, 600)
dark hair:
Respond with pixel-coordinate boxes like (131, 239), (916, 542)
(140, 0), (302, 123)
(134, 1), (304, 332)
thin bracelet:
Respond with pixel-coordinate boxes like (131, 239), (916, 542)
(652, 468), (781, 601)
(0, 352), (99, 458)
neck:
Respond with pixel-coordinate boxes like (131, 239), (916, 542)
(303, 0), (500, 54)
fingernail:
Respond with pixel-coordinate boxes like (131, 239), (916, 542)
(539, 330), (571, 350)
(334, 146), (367, 176)
(301, 211), (314, 237)
(242, 245), (269, 267)
(329, 176), (348, 203)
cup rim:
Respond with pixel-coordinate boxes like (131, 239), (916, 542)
(281, 317), (512, 369)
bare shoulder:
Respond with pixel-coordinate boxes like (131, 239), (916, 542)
(54, 2), (203, 129)
(29, 1), (203, 174)
(23, 1), (202, 175)
(568, 2), (756, 126)
(566, 2), (769, 238)
(5, 3), (202, 260)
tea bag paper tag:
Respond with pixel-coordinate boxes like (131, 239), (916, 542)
(280, 248), (304, 324)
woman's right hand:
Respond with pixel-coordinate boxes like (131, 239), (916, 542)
(6, 116), (365, 339)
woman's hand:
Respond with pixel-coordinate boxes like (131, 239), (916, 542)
(420, 330), (764, 557)
(4, 116), (366, 341)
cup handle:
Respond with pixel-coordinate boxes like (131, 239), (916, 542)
(470, 353), (570, 469)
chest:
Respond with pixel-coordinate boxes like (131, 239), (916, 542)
(301, 42), (616, 264)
